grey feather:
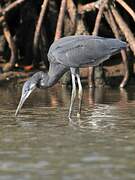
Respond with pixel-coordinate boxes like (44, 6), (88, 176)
(48, 35), (126, 68)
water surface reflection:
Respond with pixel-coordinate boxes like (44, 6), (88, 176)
(0, 84), (135, 180)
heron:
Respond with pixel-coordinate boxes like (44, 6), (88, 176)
(15, 35), (126, 119)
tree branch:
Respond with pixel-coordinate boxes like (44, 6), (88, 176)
(111, 5), (135, 56)
(33, 0), (49, 58)
(78, 0), (100, 14)
(92, 0), (108, 35)
(0, 0), (26, 23)
(54, 0), (67, 41)
(116, 0), (135, 22)
(89, 0), (108, 88)
(0, 4), (17, 72)
(67, 0), (77, 32)
(104, 9), (129, 88)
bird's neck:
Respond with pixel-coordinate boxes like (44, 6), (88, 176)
(37, 63), (68, 88)
(39, 72), (51, 88)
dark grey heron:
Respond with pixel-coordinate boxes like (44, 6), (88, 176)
(15, 35), (126, 119)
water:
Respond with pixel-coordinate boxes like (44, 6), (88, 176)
(0, 84), (135, 180)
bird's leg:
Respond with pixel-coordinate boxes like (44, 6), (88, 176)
(76, 73), (83, 118)
(68, 69), (77, 120)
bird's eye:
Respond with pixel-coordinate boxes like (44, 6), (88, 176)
(24, 89), (27, 93)
(23, 87), (29, 94)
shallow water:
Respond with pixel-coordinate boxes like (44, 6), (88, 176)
(0, 84), (135, 180)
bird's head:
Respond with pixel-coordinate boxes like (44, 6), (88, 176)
(15, 71), (50, 116)
(15, 71), (48, 116)
(15, 79), (37, 116)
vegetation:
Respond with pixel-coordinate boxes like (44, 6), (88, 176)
(0, 0), (135, 87)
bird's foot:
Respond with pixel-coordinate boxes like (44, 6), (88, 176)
(68, 114), (72, 122)
(68, 115), (75, 125)
(77, 113), (81, 118)
(89, 84), (95, 88)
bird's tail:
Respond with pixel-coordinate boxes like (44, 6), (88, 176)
(119, 40), (127, 50)
(108, 39), (127, 56)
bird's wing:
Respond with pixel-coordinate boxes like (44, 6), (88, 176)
(48, 36), (125, 68)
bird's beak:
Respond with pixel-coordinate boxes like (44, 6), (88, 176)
(15, 87), (36, 116)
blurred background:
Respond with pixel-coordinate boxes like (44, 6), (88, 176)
(0, 0), (135, 87)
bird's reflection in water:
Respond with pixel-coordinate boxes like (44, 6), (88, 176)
(68, 88), (110, 129)
(69, 87), (135, 129)
(69, 106), (115, 130)
(8, 82), (135, 130)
